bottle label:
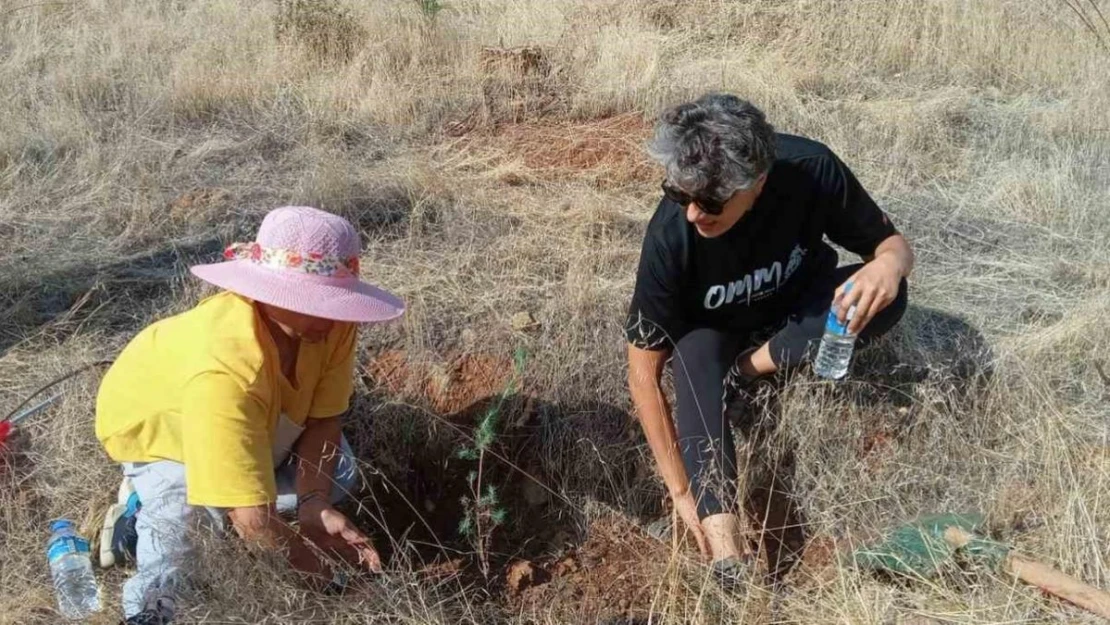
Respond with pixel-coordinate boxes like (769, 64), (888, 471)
(47, 536), (91, 563)
(825, 309), (852, 337)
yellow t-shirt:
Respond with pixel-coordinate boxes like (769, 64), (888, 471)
(95, 292), (356, 508)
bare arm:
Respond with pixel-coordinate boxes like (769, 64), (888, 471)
(862, 233), (914, 276)
(836, 233), (914, 333)
(228, 505), (330, 586)
(738, 233), (916, 376)
(627, 344), (689, 497)
(294, 415), (343, 504)
(293, 415), (383, 572)
(628, 344), (709, 554)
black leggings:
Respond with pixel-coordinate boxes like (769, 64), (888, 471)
(672, 264), (908, 520)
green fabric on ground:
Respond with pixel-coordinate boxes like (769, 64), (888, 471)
(853, 512), (1009, 578)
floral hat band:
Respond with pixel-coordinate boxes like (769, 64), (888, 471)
(191, 207), (403, 323)
(223, 242), (361, 279)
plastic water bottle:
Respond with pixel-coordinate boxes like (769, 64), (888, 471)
(46, 519), (102, 620)
(814, 285), (858, 380)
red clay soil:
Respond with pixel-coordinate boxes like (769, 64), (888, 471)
(361, 349), (841, 613)
(366, 350), (516, 416)
(457, 113), (656, 187)
(859, 427), (897, 474)
(363, 351), (669, 618)
(788, 534), (842, 587)
(503, 514), (668, 623)
(361, 349), (572, 570)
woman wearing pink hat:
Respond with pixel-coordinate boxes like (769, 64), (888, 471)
(94, 206), (404, 624)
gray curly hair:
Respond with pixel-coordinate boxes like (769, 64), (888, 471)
(648, 93), (776, 203)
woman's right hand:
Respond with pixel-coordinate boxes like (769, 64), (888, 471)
(672, 489), (709, 557)
(299, 501), (383, 573)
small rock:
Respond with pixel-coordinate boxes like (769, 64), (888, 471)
(511, 311), (539, 331)
(644, 515), (672, 542)
(499, 171), (529, 186)
(553, 555), (579, 575)
(507, 560), (537, 593)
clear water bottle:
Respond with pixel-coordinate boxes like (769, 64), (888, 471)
(46, 519), (102, 620)
(814, 286), (858, 380)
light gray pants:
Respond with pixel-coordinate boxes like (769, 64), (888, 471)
(121, 436), (357, 619)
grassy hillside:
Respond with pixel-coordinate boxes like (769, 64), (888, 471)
(2, 1), (1109, 622)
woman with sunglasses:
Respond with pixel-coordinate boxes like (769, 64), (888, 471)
(626, 93), (914, 582)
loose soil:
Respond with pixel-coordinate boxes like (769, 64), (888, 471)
(355, 350), (838, 617)
(505, 514), (669, 623)
(452, 113), (655, 188)
(366, 349), (514, 415)
(359, 350), (579, 570)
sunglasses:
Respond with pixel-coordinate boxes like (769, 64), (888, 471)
(661, 180), (729, 215)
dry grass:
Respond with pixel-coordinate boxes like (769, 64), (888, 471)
(2, 0), (1110, 623)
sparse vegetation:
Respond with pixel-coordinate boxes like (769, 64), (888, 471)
(2, 0), (1109, 623)
(414, 0), (445, 22)
(456, 348), (525, 577)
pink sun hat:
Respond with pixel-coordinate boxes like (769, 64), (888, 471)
(190, 206), (405, 323)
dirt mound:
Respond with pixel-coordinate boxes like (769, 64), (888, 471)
(366, 350), (515, 415)
(504, 515), (666, 622)
(452, 113), (655, 188)
(475, 45), (559, 124)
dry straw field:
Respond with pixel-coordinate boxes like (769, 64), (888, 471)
(2, 0), (1110, 623)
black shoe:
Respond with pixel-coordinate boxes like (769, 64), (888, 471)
(723, 366), (772, 427)
(123, 609), (166, 625)
(123, 597), (175, 625)
(711, 554), (755, 592)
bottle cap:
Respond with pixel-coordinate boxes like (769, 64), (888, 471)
(49, 519), (74, 532)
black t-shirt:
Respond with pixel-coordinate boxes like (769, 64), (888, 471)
(626, 133), (897, 350)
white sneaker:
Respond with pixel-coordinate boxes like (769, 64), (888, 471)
(99, 477), (140, 568)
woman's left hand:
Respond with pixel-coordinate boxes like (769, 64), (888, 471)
(834, 254), (903, 335)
